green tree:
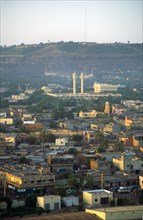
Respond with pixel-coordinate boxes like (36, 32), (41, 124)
(117, 198), (124, 206)
(27, 135), (36, 145)
(68, 148), (77, 155)
(44, 133), (56, 143)
(0, 98), (9, 108)
(72, 134), (83, 142)
(84, 176), (95, 189)
(52, 108), (65, 120)
(37, 207), (44, 215)
(66, 111), (74, 119)
(67, 173), (79, 189)
(54, 185), (66, 197)
(19, 156), (27, 164)
(25, 193), (36, 208)
(49, 121), (58, 129)
(97, 146), (105, 153)
(0, 196), (12, 211)
(138, 190), (143, 204)
(113, 142), (124, 152)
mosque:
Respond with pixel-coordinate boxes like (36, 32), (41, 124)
(41, 72), (121, 99)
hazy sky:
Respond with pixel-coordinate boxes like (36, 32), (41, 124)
(0, 0), (142, 46)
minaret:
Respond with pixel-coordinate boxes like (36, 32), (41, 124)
(104, 101), (110, 114)
(80, 72), (84, 94)
(72, 72), (76, 95)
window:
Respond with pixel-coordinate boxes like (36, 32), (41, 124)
(95, 199), (97, 202)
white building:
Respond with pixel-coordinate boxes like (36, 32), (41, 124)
(62, 196), (79, 207)
(11, 93), (28, 101)
(55, 137), (68, 146)
(37, 195), (61, 211)
(0, 113), (7, 118)
(93, 83), (118, 93)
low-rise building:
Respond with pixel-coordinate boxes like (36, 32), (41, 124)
(83, 189), (113, 206)
(62, 196), (79, 207)
(124, 116), (133, 130)
(86, 205), (143, 220)
(11, 93), (28, 101)
(93, 83), (118, 93)
(139, 175), (143, 189)
(55, 137), (68, 146)
(79, 110), (97, 118)
(96, 152), (121, 163)
(0, 113), (7, 118)
(113, 151), (143, 173)
(0, 164), (55, 192)
(112, 104), (126, 115)
(83, 131), (95, 143)
(24, 123), (44, 130)
(90, 160), (112, 172)
(0, 118), (13, 125)
(133, 133), (143, 147)
(0, 133), (17, 148)
(47, 155), (74, 172)
(103, 122), (126, 133)
(37, 195), (61, 210)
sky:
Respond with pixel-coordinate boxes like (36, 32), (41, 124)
(0, 0), (142, 46)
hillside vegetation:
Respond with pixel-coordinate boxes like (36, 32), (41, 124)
(0, 42), (142, 84)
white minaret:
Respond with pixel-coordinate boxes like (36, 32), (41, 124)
(72, 71), (76, 95)
(80, 72), (84, 94)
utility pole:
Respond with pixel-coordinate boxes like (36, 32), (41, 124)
(3, 173), (6, 197)
(100, 173), (104, 189)
(41, 130), (45, 153)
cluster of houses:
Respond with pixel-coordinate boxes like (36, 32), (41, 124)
(0, 96), (143, 220)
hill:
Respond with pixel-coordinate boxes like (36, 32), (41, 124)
(0, 42), (142, 85)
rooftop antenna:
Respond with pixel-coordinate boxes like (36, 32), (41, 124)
(85, 10), (86, 43)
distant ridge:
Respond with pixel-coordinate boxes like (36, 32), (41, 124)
(0, 42), (142, 83)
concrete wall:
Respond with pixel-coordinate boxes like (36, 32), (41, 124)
(83, 191), (92, 205)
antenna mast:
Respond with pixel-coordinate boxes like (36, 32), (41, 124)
(85, 10), (86, 43)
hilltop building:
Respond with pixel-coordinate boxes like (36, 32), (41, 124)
(44, 72), (121, 99)
(93, 83), (118, 93)
(79, 110), (97, 118)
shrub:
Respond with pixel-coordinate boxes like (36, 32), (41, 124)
(117, 198), (124, 206)
(46, 209), (50, 214)
(77, 203), (84, 211)
(37, 207), (44, 215)
(110, 200), (115, 206)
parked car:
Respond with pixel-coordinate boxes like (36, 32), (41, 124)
(118, 186), (131, 193)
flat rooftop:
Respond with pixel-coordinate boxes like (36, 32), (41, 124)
(83, 189), (111, 194)
(86, 205), (143, 213)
